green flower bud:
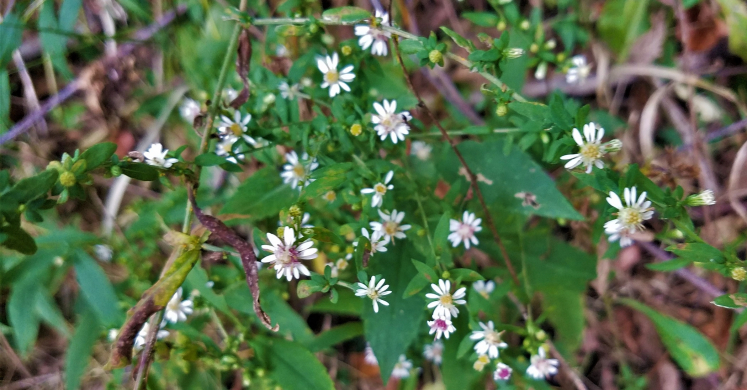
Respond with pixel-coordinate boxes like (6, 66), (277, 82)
(529, 43), (539, 54)
(496, 21), (507, 31)
(732, 267), (746, 281)
(341, 45), (353, 56)
(495, 103), (508, 117)
(308, 23), (319, 34)
(288, 205), (302, 218)
(60, 171), (77, 187)
(111, 165), (122, 177)
(544, 39), (557, 50)
(47, 161), (63, 171)
(276, 227), (285, 238)
(602, 139), (623, 153)
(429, 50), (443, 65)
(441, 271), (450, 279)
(556, 52), (567, 62)
(519, 20), (530, 30)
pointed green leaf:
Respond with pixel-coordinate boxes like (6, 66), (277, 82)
(321, 6), (371, 24)
(267, 339), (335, 390)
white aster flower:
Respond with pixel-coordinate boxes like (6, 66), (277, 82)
(566, 55), (592, 84)
(134, 322), (169, 350)
(423, 340), (444, 365)
(164, 287), (194, 324)
(560, 122), (608, 173)
(411, 141), (432, 161)
(354, 10), (391, 56)
(493, 362), (513, 381)
(361, 170), (394, 208)
(143, 143), (178, 168)
(107, 328), (118, 342)
(470, 321), (507, 359)
(223, 87), (238, 102)
(317, 53), (355, 98)
(281, 151), (319, 189)
(217, 111), (255, 145)
(448, 211), (482, 249)
(427, 314), (456, 340)
(391, 355), (413, 379)
(279, 81), (301, 100)
(371, 99), (412, 144)
(337, 255), (351, 271)
(353, 228), (390, 255)
(473, 280), (495, 299)
(215, 135), (245, 164)
(426, 279), (467, 319)
(179, 98), (201, 123)
(355, 276), (392, 313)
(261, 226), (318, 281)
(526, 347), (559, 379)
(604, 186), (654, 247)
(370, 209), (411, 243)
(364, 343), (378, 365)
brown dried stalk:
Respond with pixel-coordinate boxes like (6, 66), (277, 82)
(186, 185), (278, 331)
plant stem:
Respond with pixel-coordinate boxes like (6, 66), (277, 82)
(133, 2), (248, 389)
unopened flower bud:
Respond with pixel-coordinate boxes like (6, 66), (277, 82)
(323, 191), (337, 202)
(732, 267), (746, 281)
(441, 271), (450, 279)
(534, 61), (548, 80)
(341, 45), (353, 56)
(263, 93), (276, 105)
(556, 52), (567, 62)
(496, 20), (507, 31)
(276, 227), (285, 238)
(544, 39), (557, 50)
(60, 171), (77, 187)
(529, 43), (539, 53)
(602, 139), (623, 153)
(47, 161), (63, 171)
(495, 103), (508, 117)
(429, 50), (443, 65)
(519, 20), (530, 30)
(321, 34), (334, 45)
(685, 190), (716, 206)
(350, 123), (362, 136)
(288, 205), (302, 218)
(300, 77), (313, 87)
(503, 48), (525, 59)
(110, 165), (122, 177)
(308, 23), (319, 34)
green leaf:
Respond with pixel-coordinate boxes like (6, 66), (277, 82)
(411, 259), (438, 282)
(302, 162), (353, 201)
(433, 212), (452, 264)
(597, 0), (650, 61)
(7, 275), (41, 355)
(645, 258), (692, 272)
(398, 39), (424, 55)
(402, 273), (430, 298)
(306, 322), (364, 352)
(544, 289), (584, 356)
(666, 243), (724, 263)
(194, 152), (227, 166)
(508, 101), (550, 122)
(443, 314), (482, 389)
(439, 139), (583, 220)
(220, 167), (296, 220)
(308, 227), (345, 246)
(524, 237), (596, 293)
(0, 13), (23, 68)
(712, 293), (747, 309)
(79, 142), (116, 171)
(450, 268), (485, 282)
(4, 169), (59, 203)
(549, 94), (574, 131)
(120, 162), (160, 181)
(72, 250), (124, 327)
(1, 225), (38, 255)
(440, 27), (474, 52)
(310, 288), (362, 316)
(0, 70), (9, 132)
(266, 339), (335, 390)
(321, 6), (371, 24)
(65, 308), (101, 390)
(462, 12), (500, 27)
(621, 299), (720, 377)
(263, 291), (314, 345)
(362, 244), (425, 383)
(714, 0), (747, 61)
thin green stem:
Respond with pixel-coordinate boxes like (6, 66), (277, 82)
(409, 127), (522, 138)
(336, 280), (357, 291)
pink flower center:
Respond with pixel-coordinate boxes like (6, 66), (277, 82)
(457, 223), (474, 238)
(497, 368), (511, 379)
(433, 319), (449, 330)
(275, 246), (300, 266)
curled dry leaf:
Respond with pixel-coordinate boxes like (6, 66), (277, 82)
(229, 29), (252, 109)
(187, 186), (278, 331)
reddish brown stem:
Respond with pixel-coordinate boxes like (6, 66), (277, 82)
(391, 37), (521, 287)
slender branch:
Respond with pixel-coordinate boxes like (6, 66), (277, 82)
(392, 36), (521, 287)
(0, 5), (187, 147)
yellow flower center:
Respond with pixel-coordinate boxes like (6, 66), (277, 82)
(484, 330), (500, 344)
(580, 143), (602, 160)
(323, 191), (337, 202)
(230, 123), (242, 136)
(381, 115), (394, 128)
(350, 123), (362, 136)
(276, 249), (293, 265)
(324, 70), (339, 84)
(367, 289), (379, 300)
(293, 164), (305, 177)
(619, 208), (644, 227)
(374, 183), (387, 195)
(383, 221), (398, 236)
(222, 142), (233, 153)
(439, 294), (453, 305)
